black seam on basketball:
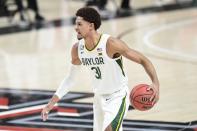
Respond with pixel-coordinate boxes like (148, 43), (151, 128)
(131, 86), (143, 96)
(132, 100), (153, 105)
(131, 85), (153, 96)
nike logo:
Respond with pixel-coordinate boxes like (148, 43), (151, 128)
(106, 98), (110, 101)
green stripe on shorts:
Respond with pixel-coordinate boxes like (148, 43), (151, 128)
(111, 96), (126, 131)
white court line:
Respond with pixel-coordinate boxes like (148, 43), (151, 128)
(143, 18), (197, 62)
(0, 106), (9, 109)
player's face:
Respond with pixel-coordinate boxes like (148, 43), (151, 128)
(75, 16), (93, 40)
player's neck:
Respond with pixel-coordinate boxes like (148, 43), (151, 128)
(84, 32), (101, 50)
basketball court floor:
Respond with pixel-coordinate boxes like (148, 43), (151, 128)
(0, 0), (197, 130)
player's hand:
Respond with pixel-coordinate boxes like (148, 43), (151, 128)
(41, 106), (50, 121)
(147, 83), (159, 105)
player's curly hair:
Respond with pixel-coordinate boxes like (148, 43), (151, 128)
(76, 7), (101, 30)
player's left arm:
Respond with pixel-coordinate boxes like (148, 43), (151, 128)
(108, 37), (159, 103)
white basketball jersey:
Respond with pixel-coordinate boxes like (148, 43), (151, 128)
(78, 34), (128, 94)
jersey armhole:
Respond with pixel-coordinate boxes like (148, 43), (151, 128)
(105, 36), (122, 61)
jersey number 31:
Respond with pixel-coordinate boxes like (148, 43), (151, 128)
(91, 67), (101, 79)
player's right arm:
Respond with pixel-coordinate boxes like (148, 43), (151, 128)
(41, 43), (81, 121)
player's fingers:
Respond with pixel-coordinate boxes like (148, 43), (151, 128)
(146, 86), (151, 91)
(41, 111), (45, 121)
(146, 84), (155, 92)
(151, 91), (159, 105)
(150, 93), (155, 103)
(43, 113), (48, 121)
(41, 110), (48, 121)
(150, 88), (158, 104)
(151, 95), (156, 105)
(147, 86), (155, 101)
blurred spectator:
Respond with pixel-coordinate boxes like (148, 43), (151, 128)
(0, 0), (8, 16)
(120, 0), (131, 10)
(86, 0), (131, 10)
(15, 0), (44, 22)
(86, 0), (97, 6)
(193, 0), (197, 6)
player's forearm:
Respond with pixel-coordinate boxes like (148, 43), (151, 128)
(123, 49), (159, 87)
(42, 65), (80, 118)
(45, 95), (60, 111)
(54, 64), (80, 99)
(142, 58), (159, 88)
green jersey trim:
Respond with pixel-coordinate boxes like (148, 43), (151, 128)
(115, 57), (125, 76)
(85, 34), (102, 51)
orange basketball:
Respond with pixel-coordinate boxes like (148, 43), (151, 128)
(130, 84), (155, 111)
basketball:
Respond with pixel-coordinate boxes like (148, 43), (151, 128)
(130, 84), (155, 111)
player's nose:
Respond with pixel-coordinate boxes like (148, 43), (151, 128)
(75, 25), (79, 32)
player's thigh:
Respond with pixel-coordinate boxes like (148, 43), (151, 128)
(102, 89), (129, 131)
(93, 95), (104, 131)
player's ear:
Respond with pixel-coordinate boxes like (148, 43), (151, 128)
(90, 23), (95, 30)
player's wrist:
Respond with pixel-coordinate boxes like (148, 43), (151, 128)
(152, 82), (159, 90)
(44, 105), (50, 112)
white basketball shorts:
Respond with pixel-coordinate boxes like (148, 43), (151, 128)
(93, 87), (130, 131)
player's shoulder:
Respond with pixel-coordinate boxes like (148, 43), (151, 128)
(107, 36), (123, 47)
(72, 39), (84, 50)
(72, 42), (79, 50)
(71, 42), (82, 65)
(71, 42), (79, 56)
(107, 36), (116, 43)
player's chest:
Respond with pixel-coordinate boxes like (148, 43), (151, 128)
(79, 47), (105, 66)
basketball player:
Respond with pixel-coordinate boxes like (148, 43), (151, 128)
(41, 7), (159, 131)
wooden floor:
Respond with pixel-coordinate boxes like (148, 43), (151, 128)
(0, 0), (197, 125)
